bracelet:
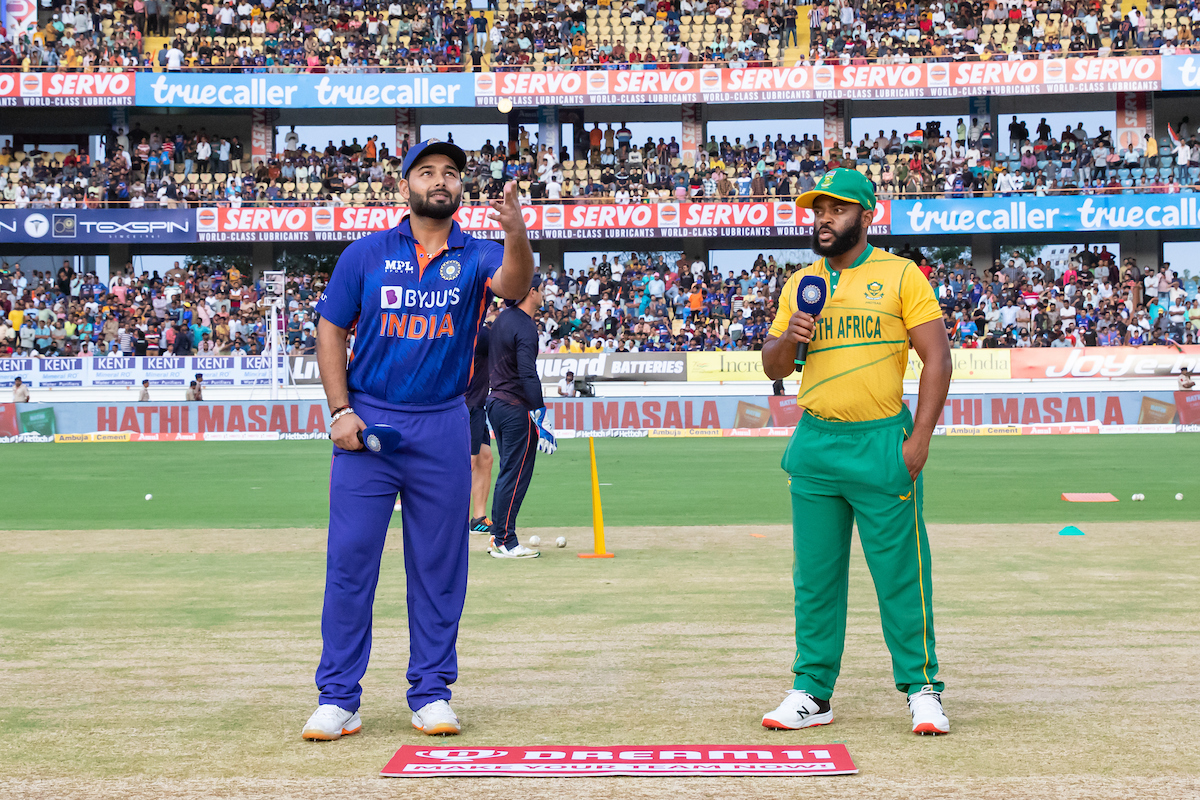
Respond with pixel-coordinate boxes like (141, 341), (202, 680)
(330, 406), (355, 425)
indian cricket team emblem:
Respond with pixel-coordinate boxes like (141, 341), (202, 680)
(801, 283), (823, 305)
(865, 281), (885, 300)
(440, 260), (462, 281)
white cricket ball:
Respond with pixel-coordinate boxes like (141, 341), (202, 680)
(528, 535), (541, 547)
(555, 536), (567, 548)
(145, 493), (152, 501)
(1176, 493), (1184, 501)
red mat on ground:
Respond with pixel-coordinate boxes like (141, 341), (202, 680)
(1061, 492), (1119, 503)
(381, 744), (857, 777)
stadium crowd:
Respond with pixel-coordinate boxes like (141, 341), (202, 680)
(6, 114), (1200, 209)
(2, 245), (1199, 362)
(4, 0), (1200, 74)
(808, 0), (1200, 61)
(0, 259), (320, 359)
(527, 247), (1200, 352)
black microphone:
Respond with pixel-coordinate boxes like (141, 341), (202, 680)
(794, 274), (828, 367)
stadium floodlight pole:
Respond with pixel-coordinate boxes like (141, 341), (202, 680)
(263, 270), (286, 400)
(268, 299), (280, 400)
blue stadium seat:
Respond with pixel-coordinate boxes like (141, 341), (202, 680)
(1131, 167), (1144, 180)
(1188, 166), (1200, 182)
(1118, 168), (1131, 180)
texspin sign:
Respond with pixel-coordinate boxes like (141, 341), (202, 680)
(135, 73), (475, 108)
(0, 209), (193, 243)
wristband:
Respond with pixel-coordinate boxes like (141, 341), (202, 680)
(330, 406), (355, 425)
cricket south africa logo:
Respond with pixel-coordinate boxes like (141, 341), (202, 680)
(439, 259), (462, 281)
(865, 281), (884, 300)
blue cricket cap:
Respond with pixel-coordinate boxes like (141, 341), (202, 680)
(400, 139), (467, 179)
(505, 273), (544, 307)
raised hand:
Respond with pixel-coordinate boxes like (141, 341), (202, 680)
(487, 180), (528, 238)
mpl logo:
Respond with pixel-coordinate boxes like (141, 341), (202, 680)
(385, 259), (413, 273)
(414, 749), (508, 762)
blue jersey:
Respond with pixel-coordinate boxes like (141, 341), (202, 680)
(316, 218), (501, 405)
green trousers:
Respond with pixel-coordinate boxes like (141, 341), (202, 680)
(781, 406), (942, 700)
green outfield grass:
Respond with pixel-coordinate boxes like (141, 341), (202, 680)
(2, 434), (1196, 530)
(1, 523), (1197, 799)
(2, 434), (1198, 798)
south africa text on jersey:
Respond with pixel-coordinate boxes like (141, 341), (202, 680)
(815, 313), (885, 341)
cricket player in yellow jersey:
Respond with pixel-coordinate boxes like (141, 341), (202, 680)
(759, 169), (954, 735)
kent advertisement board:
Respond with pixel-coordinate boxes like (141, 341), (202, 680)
(0, 209), (194, 243)
(0, 356), (294, 388)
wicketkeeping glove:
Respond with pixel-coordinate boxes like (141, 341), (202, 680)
(530, 408), (557, 455)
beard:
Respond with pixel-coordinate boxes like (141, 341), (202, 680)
(811, 215), (865, 257)
(408, 188), (461, 220)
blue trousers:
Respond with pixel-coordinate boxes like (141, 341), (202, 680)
(486, 398), (538, 549)
(316, 392), (471, 713)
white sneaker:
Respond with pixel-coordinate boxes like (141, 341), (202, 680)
(412, 699), (461, 735)
(761, 690), (833, 730)
(301, 704), (362, 741)
(908, 685), (950, 735)
(488, 540), (541, 558)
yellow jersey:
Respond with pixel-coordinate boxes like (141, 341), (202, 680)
(769, 245), (941, 422)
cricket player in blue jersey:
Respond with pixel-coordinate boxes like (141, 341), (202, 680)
(301, 139), (534, 741)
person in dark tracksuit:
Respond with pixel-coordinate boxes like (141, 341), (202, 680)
(467, 319), (494, 534)
(486, 273), (555, 559)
